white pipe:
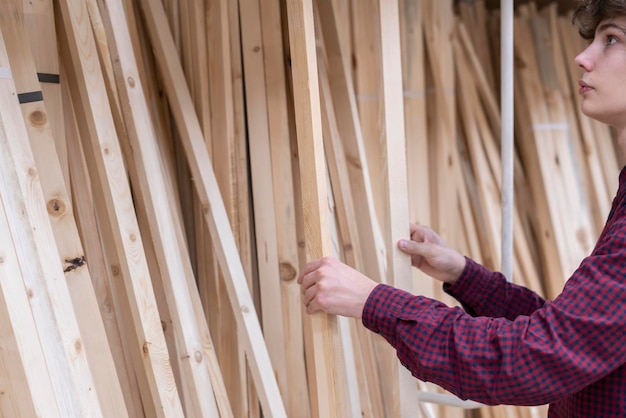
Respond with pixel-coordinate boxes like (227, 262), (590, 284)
(501, 0), (514, 282)
(415, 391), (482, 409)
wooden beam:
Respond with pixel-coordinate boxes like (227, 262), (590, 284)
(135, 0), (287, 415)
(0, 27), (103, 417)
(55, 0), (186, 414)
(0, 2), (129, 416)
(285, 0), (352, 417)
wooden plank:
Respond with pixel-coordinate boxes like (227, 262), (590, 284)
(1, 3), (130, 416)
(318, 36), (390, 418)
(96, 0), (231, 416)
(55, 0), (186, 414)
(0, 28), (103, 417)
(258, 0), (311, 416)
(238, 1), (289, 412)
(0, 133), (60, 418)
(21, 0), (67, 191)
(63, 76), (146, 417)
(135, 0), (287, 415)
(399, 0), (436, 298)
(285, 0), (352, 417)
(378, 1), (421, 416)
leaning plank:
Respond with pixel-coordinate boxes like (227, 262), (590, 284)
(55, 0), (185, 415)
(96, 0), (228, 416)
(238, 0), (289, 409)
(21, 0), (67, 189)
(318, 43), (379, 418)
(378, 1), (421, 416)
(1, 3), (129, 416)
(135, 0), (287, 415)
(258, 0), (311, 415)
(285, 0), (352, 417)
(63, 78), (146, 417)
(0, 126), (60, 418)
(0, 30), (103, 417)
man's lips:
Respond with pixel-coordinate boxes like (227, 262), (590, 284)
(579, 80), (593, 94)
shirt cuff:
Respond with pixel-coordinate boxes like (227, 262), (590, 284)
(443, 257), (502, 312)
(362, 284), (417, 339)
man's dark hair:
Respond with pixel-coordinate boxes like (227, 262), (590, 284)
(573, 0), (626, 39)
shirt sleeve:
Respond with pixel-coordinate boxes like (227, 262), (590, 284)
(443, 258), (546, 320)
(361, 230), (626, 406)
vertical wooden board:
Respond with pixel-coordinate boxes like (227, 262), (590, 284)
(318, 40), (378, 418)
(316, 0), (386, 283)
(399, 0), (436, 299)
(55, 0), (186, 415)
(0, 27), (104, 417)
(285, 0), (352, 417)
(64, 79), (147, 417)
(423, 0), (461, 252)
(239, 1), (289, 412)
(2, 4), (131, 416)
(0, 158), (60, 418)
(208, 1), (253, 416)
(21, 0), (67, 190)
(135, 0), (287, 415)
(513, 16), (564, 297)
(259, 0), (311, 415)
(97, 0), (229, 415)
(351, 0), (386, 245)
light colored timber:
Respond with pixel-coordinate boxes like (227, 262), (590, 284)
(0, 122), (60, 418)
(63, 75), (146, 417)
(285, 0), (352, 417)
(258, 0), (311, 415)
(0, 28), (103, 417)
(317, 29), (370, 418)
(238, 1), (289, 412)
(399, 0), (436, 298)
(135, 0), (287, 415)
(55, 0), (186, 414)
(316, 0), (386, 288)
(97, 0), (233, 416)
(1, 3), (129, 416)
(21, 0), (67, 191)
(378, 0), (422, 416)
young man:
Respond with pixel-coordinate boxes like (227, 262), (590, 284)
(298, 1), (626, 416)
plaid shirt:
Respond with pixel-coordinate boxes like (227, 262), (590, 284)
(362, 168), (626, 417)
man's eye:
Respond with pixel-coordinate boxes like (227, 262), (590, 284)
(607, 34), (618, 45)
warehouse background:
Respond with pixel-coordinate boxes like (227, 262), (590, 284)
(0, 0), (615, 417)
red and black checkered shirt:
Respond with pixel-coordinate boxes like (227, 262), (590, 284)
(362, 168), (626, 417)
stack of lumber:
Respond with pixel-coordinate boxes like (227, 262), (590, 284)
(0, 0), (618, 417)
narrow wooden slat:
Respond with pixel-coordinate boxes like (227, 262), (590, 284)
(97, 0), (231, 416)
(238, 0), (289, 410)
(21, 0), (67, 190)
(318, 38), (381, 418)
(135, 0), (287, 415)
(0, 136), (60, 418)
(258, 0), (311, 415)
(0, 29), (103, 417)
(285, 0), (352, 417)
(1, 3), (129, 416)
(378, 1), (422, 417)
(63, 74), (146, 417)
(399, 0), (436, 297)
(55, 0), (186, 414)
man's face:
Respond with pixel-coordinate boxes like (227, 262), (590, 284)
(575, 16), (626, 130)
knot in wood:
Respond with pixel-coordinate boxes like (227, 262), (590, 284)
(194, 351), (203, 363)
(47, 198), (66, 217)
(127, 76), (136, 88)
(29, 110), (47, 127)
(241, 305), (250, 314)
(279, 262), (297, 282)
